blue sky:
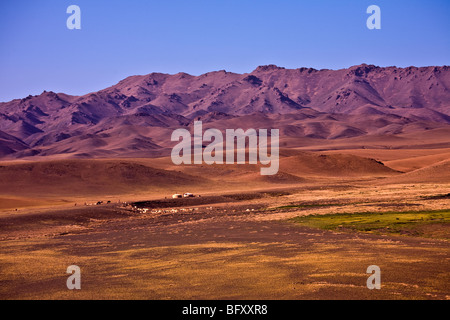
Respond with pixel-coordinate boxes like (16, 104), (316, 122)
(0, 0), (449, 102)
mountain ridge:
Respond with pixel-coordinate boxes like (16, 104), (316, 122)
(0, 64), (449, 159)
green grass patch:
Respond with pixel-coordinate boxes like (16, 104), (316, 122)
(290, 209), (450, 239)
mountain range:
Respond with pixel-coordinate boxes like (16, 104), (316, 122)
(0, 64), (449, 159)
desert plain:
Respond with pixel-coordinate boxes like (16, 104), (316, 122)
(0, 65), (449, 300)
(0, 141), (449, 300)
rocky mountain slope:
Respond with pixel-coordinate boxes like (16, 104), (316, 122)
(0, 64), (449, 159)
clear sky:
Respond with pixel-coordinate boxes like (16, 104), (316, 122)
(0, 0), (449, 102)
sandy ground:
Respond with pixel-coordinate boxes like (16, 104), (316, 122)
(0, 183), (448, 300)
(0, 145), (449, 300)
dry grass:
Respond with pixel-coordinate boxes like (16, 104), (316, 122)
(0, 148), (449, 300)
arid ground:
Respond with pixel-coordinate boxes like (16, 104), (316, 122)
(0, 144), (449, 300)
(1, 12), (450, 301)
